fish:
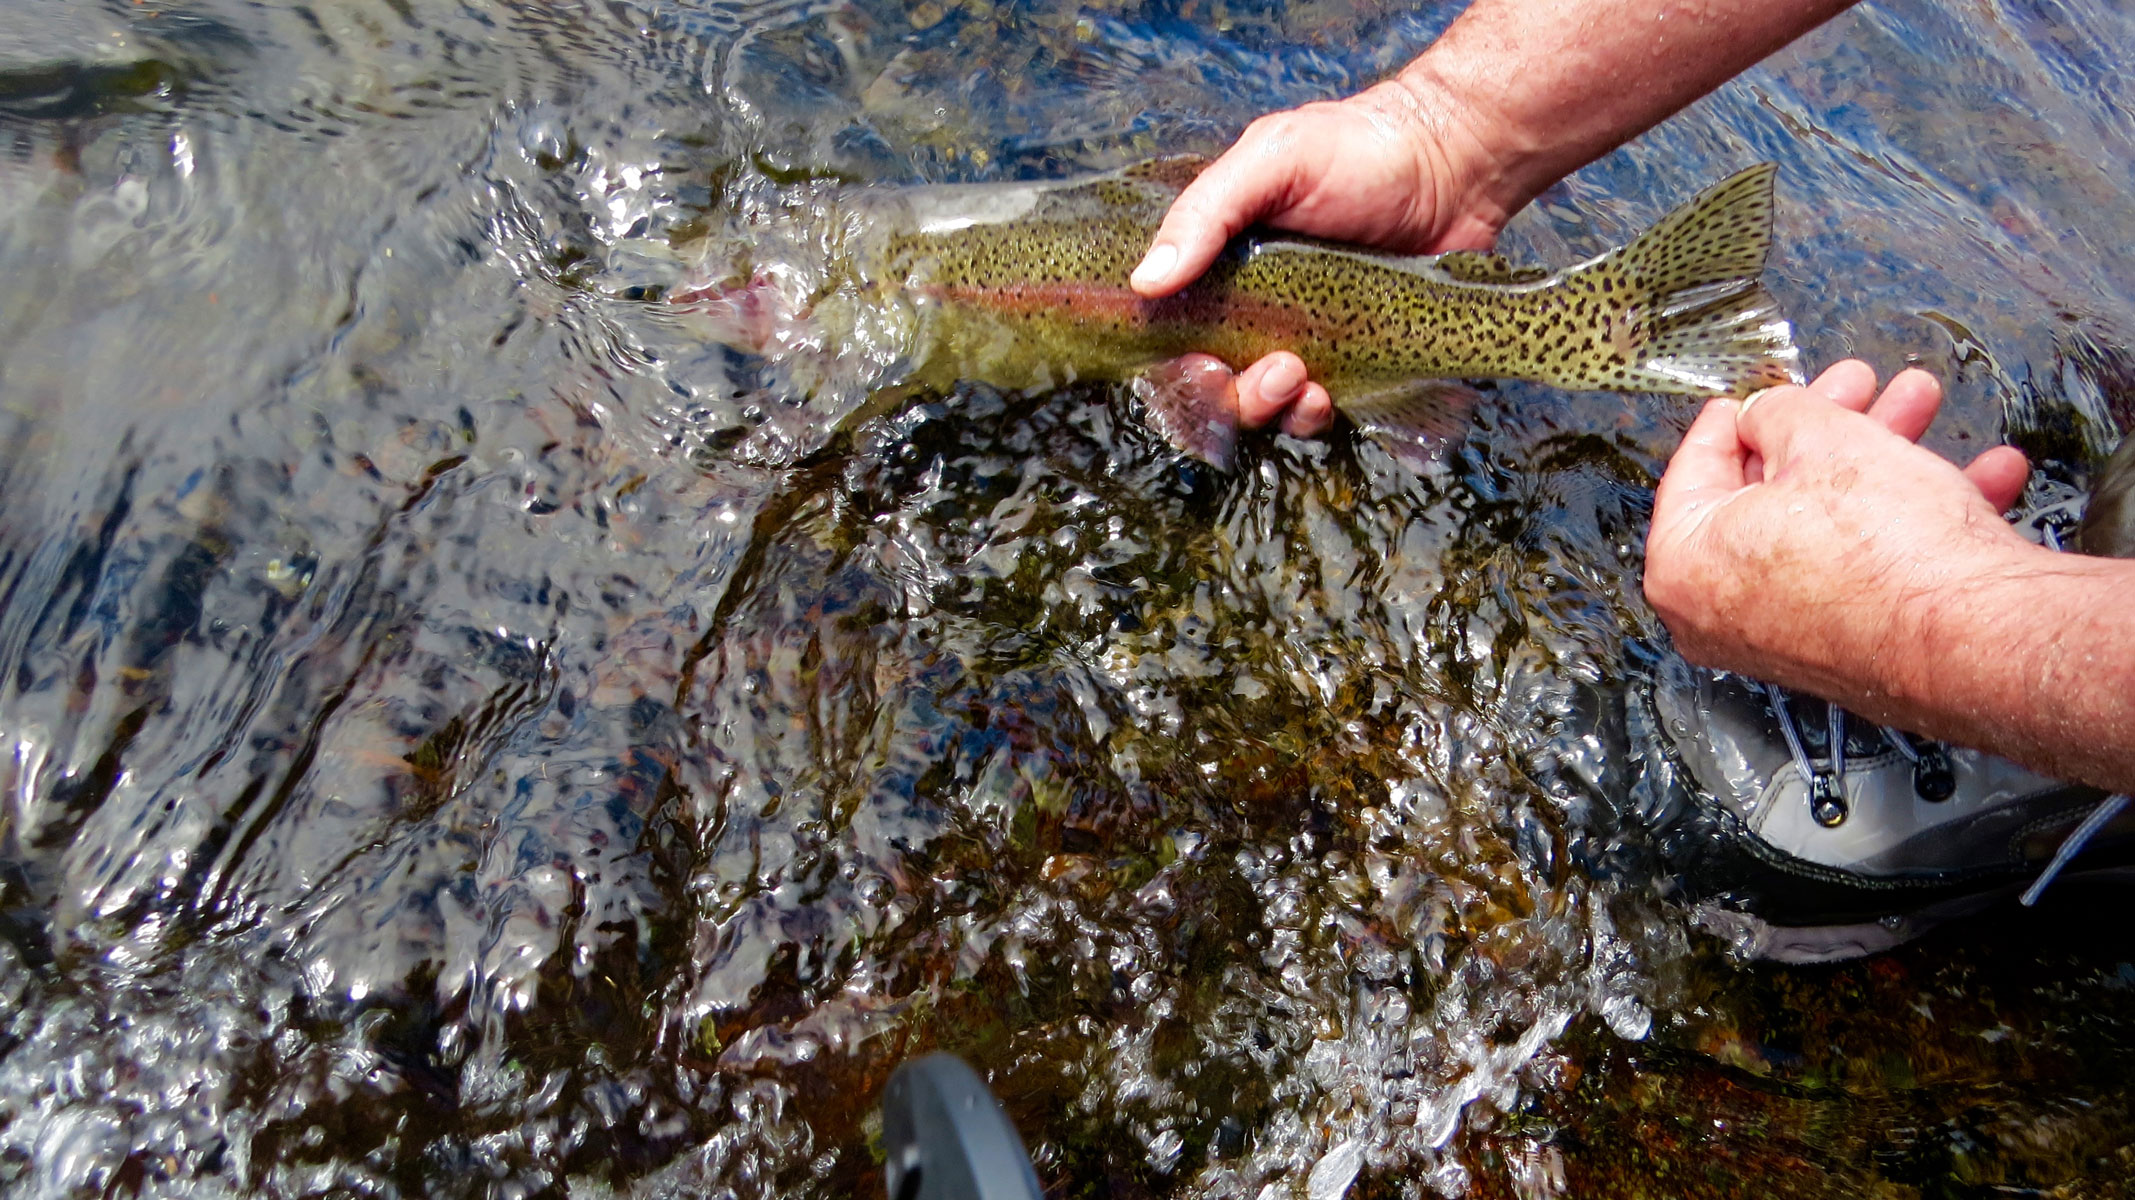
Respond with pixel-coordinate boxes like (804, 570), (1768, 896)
(674, 157), (1802, 469)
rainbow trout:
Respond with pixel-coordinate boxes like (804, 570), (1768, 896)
(677, 158), (1800, 467)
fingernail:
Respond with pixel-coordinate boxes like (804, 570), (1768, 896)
(1258, 357), (1305, 405)
(1131, 243), (1178, 289)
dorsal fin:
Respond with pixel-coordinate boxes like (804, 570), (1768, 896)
(1119, 154), (1214, 193)
(1246, 239), (1556, 288)
(1434, 250), (1552, 285)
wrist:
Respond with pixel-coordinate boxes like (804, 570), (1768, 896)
(1877, 540), (2135, 789)
(1384, 58), (1538, 247)
(1878, 536), (2063, 726)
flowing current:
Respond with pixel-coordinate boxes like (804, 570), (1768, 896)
(5, 0), (2135, 1196)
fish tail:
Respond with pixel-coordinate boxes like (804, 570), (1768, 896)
(1577, 163), (1803, 395)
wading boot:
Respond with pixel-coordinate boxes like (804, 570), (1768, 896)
(1659, 439), (2135, 963)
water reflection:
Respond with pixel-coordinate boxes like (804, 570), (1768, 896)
(2, 0), (2134, 1196)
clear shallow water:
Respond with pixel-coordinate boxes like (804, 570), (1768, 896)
(2, 0), (2135, 1197)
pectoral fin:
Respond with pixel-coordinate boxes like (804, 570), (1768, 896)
(668, 271), (785, 354)
(1132, 354), (1241, 470)
(1337, 380), (1483, 449)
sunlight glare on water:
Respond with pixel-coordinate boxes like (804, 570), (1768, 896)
(4, 0), (2135, 1197)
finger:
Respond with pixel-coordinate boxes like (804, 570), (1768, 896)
(1730, 382), (1808, 458)
(1963, 444), (2031, 512)
(1235, 352), (1309, 428)
(1280, 383), (1334, 438)
(1133, 130), (1296, 297)
(1815, 358), (1882, 414)
(1864, 367), (1944, 442)
(1653, 397), (1751, 522)
(1736, 360), (1874, 462)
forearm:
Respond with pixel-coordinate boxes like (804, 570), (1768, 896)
(1865, 546), (2135, 793)
(1394, 0), (1857, 218)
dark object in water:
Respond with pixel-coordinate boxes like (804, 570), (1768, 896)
(2078, 434), (2135, 557)
(881, 1054), (1043, 1200)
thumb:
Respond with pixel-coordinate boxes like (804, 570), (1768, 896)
(1133, 138), (1295, 297)
(1653, 397), (1751, 524)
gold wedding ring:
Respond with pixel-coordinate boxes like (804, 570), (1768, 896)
(1736, 386), (1779, 424)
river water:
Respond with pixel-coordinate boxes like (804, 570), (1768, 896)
(4, 0), (2135, 1196)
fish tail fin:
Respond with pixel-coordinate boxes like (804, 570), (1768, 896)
(1582, 162), (1804, 395)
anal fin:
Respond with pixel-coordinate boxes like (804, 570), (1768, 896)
(1339, 380), (1483, 449)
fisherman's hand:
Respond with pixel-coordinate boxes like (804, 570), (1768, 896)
(1644, 360), (2033, 702)
(1129, 74), (1517, 438)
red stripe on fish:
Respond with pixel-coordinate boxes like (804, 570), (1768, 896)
(934, 281), (1329, 341)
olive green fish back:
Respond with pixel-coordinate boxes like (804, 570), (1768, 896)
(859, 157), (1799, 429)
(876, 164), (1190, 294)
